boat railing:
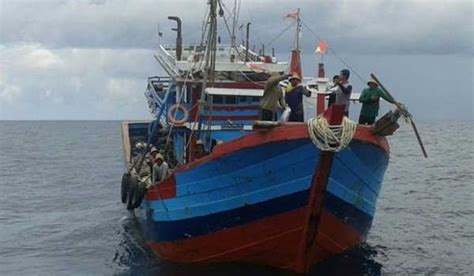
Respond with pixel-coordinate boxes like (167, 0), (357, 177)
(148, 76), (171, 91)
(237, 45), (264, 62)
(145, 76), (174, 120)
(155, 45), (179, 78)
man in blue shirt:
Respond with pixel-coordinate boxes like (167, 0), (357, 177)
(285, 75), (311, 122)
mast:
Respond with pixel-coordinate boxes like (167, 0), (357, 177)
(231, 0), (237, 48)
(289, 8), (302, 78)
(295, 8), (301, 51)
(194, 0), (218, 148)
(200, 0), (218, 98)
(314, 40), (328, 115)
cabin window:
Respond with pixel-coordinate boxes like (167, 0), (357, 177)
(187, 85), (192, 103)
(212, 95), (224, 104)
(225, 96), (237, 104)
(252, 96), (260, 102)
(240, 96), (255, 104)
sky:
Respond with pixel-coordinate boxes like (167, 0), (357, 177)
(0, 0), (473, 120)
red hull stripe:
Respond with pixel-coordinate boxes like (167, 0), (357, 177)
(146, 175), (177, 200)
(176, 81), (265, 89)
(147, 208), (362, 270)
(143, 190), (372, 242)
(204, 105), (260, 111)
(173, 123), (389, 175)
(202, 115), (259, 121)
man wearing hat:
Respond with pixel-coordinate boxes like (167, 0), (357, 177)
(358, 79), (395, 125)
(259, 72), (292, 121)
(153, 152), (170, 184)
(144, 147), (160, 174)
(285, 74), (311, 122)
(149, 147), (159, 158)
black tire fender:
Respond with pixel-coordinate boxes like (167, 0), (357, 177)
(121, 172), (130, 204)
(132, 181), (147, 209)
(126, 174), (138, 210)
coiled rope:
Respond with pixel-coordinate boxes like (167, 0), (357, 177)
(307, 116), (357, 152)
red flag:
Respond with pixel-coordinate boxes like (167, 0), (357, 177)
(285, 8), (300, 19)
(315, 40), (328, 54)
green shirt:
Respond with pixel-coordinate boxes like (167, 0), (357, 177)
(358, 87), (393, 117)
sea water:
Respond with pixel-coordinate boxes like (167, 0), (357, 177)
(0, 121), (472, 275)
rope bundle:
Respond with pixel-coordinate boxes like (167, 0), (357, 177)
(307, 116), (357, 152)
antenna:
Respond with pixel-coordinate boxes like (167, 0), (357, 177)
(168, 16), (183, 61)
(231, 0), (237, 48)
(245, 22), (251, 62)
(157, 23), (163, 44)
(295, 8), (301, 51)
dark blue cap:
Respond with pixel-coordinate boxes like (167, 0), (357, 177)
(340, 69), (350, 79)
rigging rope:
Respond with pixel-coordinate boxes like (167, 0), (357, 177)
(263, 21), (296, 48)
(163, 4), (214, 155)
(300, 20), (366, 84)
(307, 115), (357, 152)
(216, 5), (293, 87)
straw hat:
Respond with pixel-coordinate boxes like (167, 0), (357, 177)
(288, 74), (301, 81)
(196, 139), (204, 146)
(150, 147), (159, 154)
(367, 79), (378, 86)
(155, 153), (164, 161)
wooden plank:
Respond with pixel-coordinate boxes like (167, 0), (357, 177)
(121, 121), (131, 165)
(295, 104), (345, 274)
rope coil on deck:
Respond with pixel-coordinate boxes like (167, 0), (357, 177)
(307, 116), (357, 152)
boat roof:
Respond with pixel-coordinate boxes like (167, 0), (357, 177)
(206, 86), (361, 101)
(155, 44), (288, 79)
(205, 88), (263, 97)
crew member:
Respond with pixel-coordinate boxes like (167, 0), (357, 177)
(149, 147), (159, 165)
(285, 75), (311, 122)
(358, 79), (395, 125)
(153, 153), (170, 184)
(194, 139), (209, 159)
(327, 75), (339, 107)
(259, 72), (291, 121)
(328, 69), (352, 116)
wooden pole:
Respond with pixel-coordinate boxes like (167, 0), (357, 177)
(370, 73), (428, 158)
(295, 104), (345, 274)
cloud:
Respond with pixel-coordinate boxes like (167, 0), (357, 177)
(1, 45), (64, 72)
(0, 45), (155, 119)
(0, 0), (472, 55)
(0, 84), (22, 104)
(25, 48), (63, 69)
(0, 0), (472, 120)
(40, 89), (64, 105)
(101, 78), (145, 111)
(0, 0), (207, 49)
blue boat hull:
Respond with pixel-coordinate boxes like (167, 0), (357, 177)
(127, 124), (389, 269)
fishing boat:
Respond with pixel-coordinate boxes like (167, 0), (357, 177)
(120, 1), (426, 273)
